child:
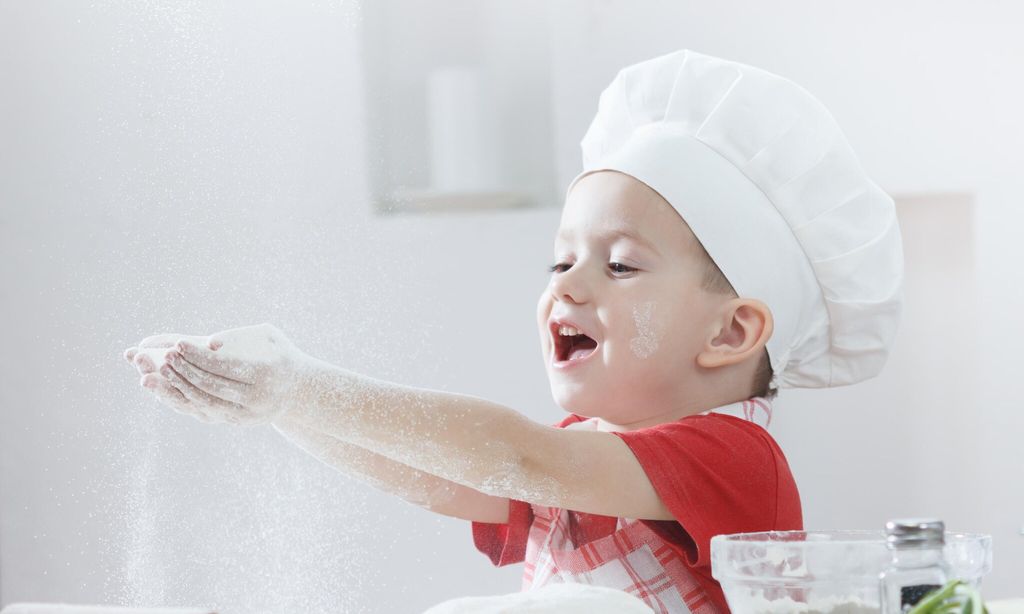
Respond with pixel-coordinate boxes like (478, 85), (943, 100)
(125, 49), (903, 613)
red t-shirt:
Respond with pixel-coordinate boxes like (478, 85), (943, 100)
(471, 408), (802, 612)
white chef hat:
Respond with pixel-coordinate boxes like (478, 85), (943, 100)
(568, 49), (904, 389)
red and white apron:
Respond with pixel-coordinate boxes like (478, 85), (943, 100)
(518, 398), (773, 614)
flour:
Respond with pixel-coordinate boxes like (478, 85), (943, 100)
(207, 323), (297, 364)
(731, 594), (880, 614)
(423, 583), (655, 613)
(132, 335), (211, 373)
(0, 606), (215, 614)
(133, 346), (176, 373)
(629, 301), (658, 359)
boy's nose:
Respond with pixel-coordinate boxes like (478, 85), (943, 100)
(549, 266), (590, 304)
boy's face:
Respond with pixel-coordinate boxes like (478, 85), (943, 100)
(536, 170), (726, 427)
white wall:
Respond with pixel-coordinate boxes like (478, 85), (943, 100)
(0, 2), (549, 611)
(361, 0), (558, 207)
(1, 1), (1021, 612)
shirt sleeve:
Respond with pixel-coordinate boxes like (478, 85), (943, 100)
(471, 498), (534, 566)
(470, 413), (589, 566)
(611, 413), (802, 569)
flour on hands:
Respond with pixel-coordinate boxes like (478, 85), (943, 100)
(126, 323), (313, 426)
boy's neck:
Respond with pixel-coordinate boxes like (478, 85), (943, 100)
(595, 391), (754, 433)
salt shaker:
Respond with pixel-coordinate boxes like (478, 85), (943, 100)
(879, 518), (952, 614)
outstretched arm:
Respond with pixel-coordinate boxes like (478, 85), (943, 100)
(125, 335), (509, 523)
(278, 363), (669, 519)
(272, 413), (510, 522)
(137, 323), (672, 520)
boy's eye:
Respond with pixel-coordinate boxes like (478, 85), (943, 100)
(548, 262), (571, 273)
(609, 262), (636, 274)
(546, 262), (637, 274)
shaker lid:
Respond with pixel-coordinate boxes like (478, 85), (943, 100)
(886, 518), (945, 549)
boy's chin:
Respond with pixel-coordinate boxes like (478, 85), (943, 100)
(559, 406), (595, 419)
(550, 387), (603, 418)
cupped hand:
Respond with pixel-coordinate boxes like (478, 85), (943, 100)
(124, 332), (211, 377)
(125, 332), (223, 422)
(125, 323), (314, 426)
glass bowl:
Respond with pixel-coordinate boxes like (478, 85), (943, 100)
(711, 530), (992, 613)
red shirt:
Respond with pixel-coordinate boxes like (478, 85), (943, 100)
(471, 398), (802, 613)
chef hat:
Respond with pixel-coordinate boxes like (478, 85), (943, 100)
(568, 49), (904, 389)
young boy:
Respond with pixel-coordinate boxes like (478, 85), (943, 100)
(125, 50), (903, 613)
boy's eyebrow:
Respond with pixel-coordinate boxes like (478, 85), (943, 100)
(556, 228), (662, 256)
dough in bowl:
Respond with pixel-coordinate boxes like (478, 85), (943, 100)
(423, 583), (654, 614)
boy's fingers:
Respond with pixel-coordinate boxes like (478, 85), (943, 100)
(167, 352), (248, 404)
(158, 375), (220, 423)
(141, 374), (216, 422)
(142, 373), (188, 405)
(163, 364), (248, 422)
(141, 373), (218, 422)
(176, 341), (252, 383)
(133, 353), (158, 374)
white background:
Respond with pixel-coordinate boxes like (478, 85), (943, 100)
(1, 1), (1022, 612)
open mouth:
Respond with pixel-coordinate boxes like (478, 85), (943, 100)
(554, 331), (599, 363)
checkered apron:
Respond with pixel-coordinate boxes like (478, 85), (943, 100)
(519, 398), (773, 614)
(521, 508), (716, 613)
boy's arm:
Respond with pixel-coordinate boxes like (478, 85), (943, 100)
(272, 412), (511, 523)
(167, 334), (674, 521)
(283, 362), (674, 521)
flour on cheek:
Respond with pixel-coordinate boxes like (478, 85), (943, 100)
(629, 301), (659, 359)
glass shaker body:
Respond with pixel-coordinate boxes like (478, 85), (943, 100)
(879, 519), (952, 614)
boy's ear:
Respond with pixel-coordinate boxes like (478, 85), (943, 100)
(696, 299), (773, 369)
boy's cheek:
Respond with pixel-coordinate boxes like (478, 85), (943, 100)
(535, 296), (554, 339)
(536, 292), (552, 320)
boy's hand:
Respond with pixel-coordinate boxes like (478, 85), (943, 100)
(125, 332), (225, 423)
(124, 332), (211, 375)
(125, 323), (313, 426)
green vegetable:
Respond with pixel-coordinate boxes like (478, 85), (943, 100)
(906, 580), (988, 614)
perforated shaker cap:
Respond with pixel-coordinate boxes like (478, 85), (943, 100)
(885, 518), (946, 549)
